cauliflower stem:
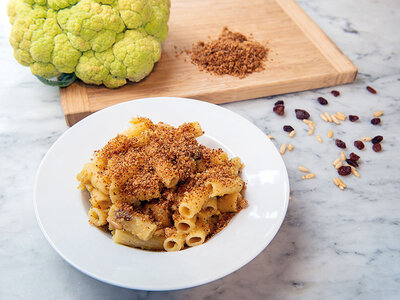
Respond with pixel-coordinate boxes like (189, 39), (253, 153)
(7, 0), (171, 88)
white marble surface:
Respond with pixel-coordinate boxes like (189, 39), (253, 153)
(1, 0), (399, 299)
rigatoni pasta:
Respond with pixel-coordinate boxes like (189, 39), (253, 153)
(112, 230), (165, 251)
(174, 215), (197, 233)
(77, 117), (247, 251)
(218, 192), (242, 212)
(163, 231), (186, 252)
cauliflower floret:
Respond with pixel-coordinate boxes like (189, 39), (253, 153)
(48, 0), (80, 10)
(118, 0), (152, 29)
(52, 33), (82, 73)
(75, 50), (110, 85)
(74, 29), (160, 88)
(145, 0), (170, 42)
(7, 0), (170, 88)
(113, 29), (161, 82)
(57, 0), (125, 52)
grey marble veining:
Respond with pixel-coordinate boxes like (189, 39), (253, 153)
(0, 0), (399, 299)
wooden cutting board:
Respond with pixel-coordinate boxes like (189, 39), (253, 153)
(60, 0), (357, 126)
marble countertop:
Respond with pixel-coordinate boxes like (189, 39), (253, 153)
(1, 0), (399, 299)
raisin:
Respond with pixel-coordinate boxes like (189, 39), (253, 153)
(346, 158), (359, 168)
(317, 97), (328, 105)
(354, 140), (365, 150)
(283, 125), (294, 132)
(366, 86), (377, 94)
(331, 90), (340, 97)
(335, 139), (346, 149)
(349, 152), (360, 161)
(295, 109), (310, 120)
(273, 104), (285, 116)
(371, 135), (383, 144)
(371, 118), (381, 125)
(274, 100), (284, 106)
(338, 166), (351, 176)
(372, 143), (382, 152)
(349, 115), (359, 122)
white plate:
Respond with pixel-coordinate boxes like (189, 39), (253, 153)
(34, 97), (289, 291)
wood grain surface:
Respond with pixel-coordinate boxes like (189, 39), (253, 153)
(60, 0), (357, 126)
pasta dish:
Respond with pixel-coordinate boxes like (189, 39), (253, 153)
(77, 118), (247, 251)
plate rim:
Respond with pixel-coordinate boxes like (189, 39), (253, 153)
(34, 97), (289, 291)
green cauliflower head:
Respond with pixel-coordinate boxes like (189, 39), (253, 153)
(7, 0), (170, 88)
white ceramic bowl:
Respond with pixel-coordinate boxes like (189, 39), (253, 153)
(34, 97), (289, 290)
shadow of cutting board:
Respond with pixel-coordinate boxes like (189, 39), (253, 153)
(60, 0), (357, 126)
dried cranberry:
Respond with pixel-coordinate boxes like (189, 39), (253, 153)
(346, 158), (359, 168)
(354, 140), (365, 150)
(371, 135), (383, 144)
(317, 97), (328, 105)
(371, 118), (381, 125)
(349, 115), (359, 122)
(349, 152), (360, 162)
(283, 125), (294, 132)
(295, 109), (310, 120)
(366, 86), (377, 94)
(372, 143), (382, 152)
(274, 100), (284, 106)
(335, 139), (346, 149)
(338, 166), (351, 176)
(331, 90), (340, 97)
(273, 104), (285, 116)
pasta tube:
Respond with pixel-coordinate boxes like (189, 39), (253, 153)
(88, 207), (109, 226)
(178, 185), (212, 219)
(185, 218), (210, 247)
(112, 230), (164, 251)
(208, 177), (243, 197)
(218, 192), (241, 212)
(163, 232), (186, 252)
(174, 215), (197, 233)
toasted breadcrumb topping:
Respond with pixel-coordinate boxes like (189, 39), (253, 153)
(190, 27), (269, 78)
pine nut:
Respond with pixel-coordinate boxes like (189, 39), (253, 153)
(334, 161), (343, 169)
(373, 110), (383, 117)
(350, 166), (360, 177)
(328, 130), (333, 138)
(289, 130), (296, 137)
(335, 113), (346, 121)
(337, 178), (346, 187)
(302, 173), (316, 179)
(333, 158), (341, 166)
(298, 166), (309, 172)
(336, 111), (347, 120)
(324, 112), (332, 122)
(316, 135), (322, 143)
(288, 143), (294, 151)
(362, 137), (372, 142)
(333, 177), (340, 186)
(340, 151), (346, 161)
(267, 135), (274, 139)
(320, 114), (328, 122)
(331, 114), (341, 124)
(280, 143), (287, 154)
